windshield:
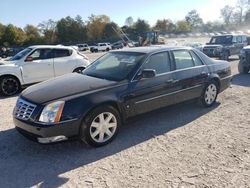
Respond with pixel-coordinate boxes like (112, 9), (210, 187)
(83, 52), (145, 81)
(209, 36), (233, 44)
(9, 48), (33, 61)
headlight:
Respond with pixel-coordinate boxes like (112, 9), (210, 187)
(39, 101), (65, 123)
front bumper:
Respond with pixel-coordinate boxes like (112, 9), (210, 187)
(14, 118), (81, 143)
(220, 75), (233, 93)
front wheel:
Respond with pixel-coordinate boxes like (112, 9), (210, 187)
(238, 61), (249, 74)
(0, 76), (20, 96)
(200, 81), (218, 107)
(80, 105), (121, 147)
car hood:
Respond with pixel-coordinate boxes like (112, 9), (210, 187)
(21, 73), (117, 104)
(0, 60), (16, 66)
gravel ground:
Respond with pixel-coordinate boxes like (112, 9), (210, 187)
(0, 53), (249, 188)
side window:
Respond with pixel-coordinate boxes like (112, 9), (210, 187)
(236, 36), (242, 43)
(242, 36), (247, 43)
(142, 52), (170, 75)
(54, 49), (71, 58)
(173, 50), (195, 70)
(29, 49), (53, 60)
(190, 51), (203, 66)
(232, 36), (237, 43)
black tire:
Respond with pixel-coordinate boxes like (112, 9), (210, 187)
(80, 105), (121, 147)
(106, 48), (110, 52)
(200, 81), (219, 107)
(73, 67), (85, 74)
(238, 61), (249, 74)
(0, 76), (20, 96)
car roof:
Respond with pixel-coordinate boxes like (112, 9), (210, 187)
(29, 45), (75, 50)
(116, 46), (193, 54)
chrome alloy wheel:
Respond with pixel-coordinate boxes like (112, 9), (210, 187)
(89, 112), (117, 143)
(204, 83), (217, 105)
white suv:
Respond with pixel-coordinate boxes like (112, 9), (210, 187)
(0, 45), (90, 96)
(90, 43), (112, 53)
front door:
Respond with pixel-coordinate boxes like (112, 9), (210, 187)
(125, 52), (179, 117)
(21, 48), (54, 84)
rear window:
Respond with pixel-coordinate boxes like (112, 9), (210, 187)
(54, 49), (72, 58)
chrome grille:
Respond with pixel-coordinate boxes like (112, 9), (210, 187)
(14, 98), (36, 121)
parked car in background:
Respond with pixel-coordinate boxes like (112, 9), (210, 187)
(77, 44), (89, 51)
(238, 45), (250, 74)
(184, 42), (204, 51)
(111, 42), (124, 49)
(203, 34), (248, 60)
(13, 47), (232, 147)
(90, 43), (112, 53)
(70, 45), (79, 51)
(0, 45), (90, 96)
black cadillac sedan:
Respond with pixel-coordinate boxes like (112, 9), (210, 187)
(13, 46), (232, 147)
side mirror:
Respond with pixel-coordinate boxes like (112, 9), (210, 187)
(139, 69), (156, 79)
(25, 56), (33, 62)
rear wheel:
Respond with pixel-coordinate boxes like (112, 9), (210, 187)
(0, 76), (20, 96)
(106, 48), (110, 52)
(238, 61), (249, 74)
(80, 105), (121, 147)
(200, 81), (218, 107)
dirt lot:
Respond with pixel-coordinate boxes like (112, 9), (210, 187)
(0, 52), (249, 187)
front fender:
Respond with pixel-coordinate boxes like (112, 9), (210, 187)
(0, 66), (24, 85)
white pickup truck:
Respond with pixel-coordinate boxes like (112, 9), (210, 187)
(90, 43), (112, 53)
(0, 45), (90, 96)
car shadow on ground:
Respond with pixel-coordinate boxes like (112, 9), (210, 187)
(0, 93), (20, 100)
(0, 101), (220, 187)
(232, 73), (250, 87)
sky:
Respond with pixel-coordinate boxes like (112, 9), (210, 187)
(0, 0), (237, 28)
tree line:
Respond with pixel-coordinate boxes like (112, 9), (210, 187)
(0, 0), (249, 47)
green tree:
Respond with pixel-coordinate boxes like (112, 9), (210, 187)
(134, 19), (150, 35)
(185, 10), (203, 29)
(102, 22), (119, 40)
(38, 19), (57, 44)
(87, 14), (111, 41)
(154, 19), (174, 32)
(2, 24), (26, 46)
(176, 20), (192, 33)
(56, 15), (88, 43)
(0, 23), (6, 44)
(24, 24), (41, 45)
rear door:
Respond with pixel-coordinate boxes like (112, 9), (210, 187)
(53, 48), (76, 76)
(171, 50), (209, 103)
(126, 52), (179, 116)
(21, 48), (54, 84)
